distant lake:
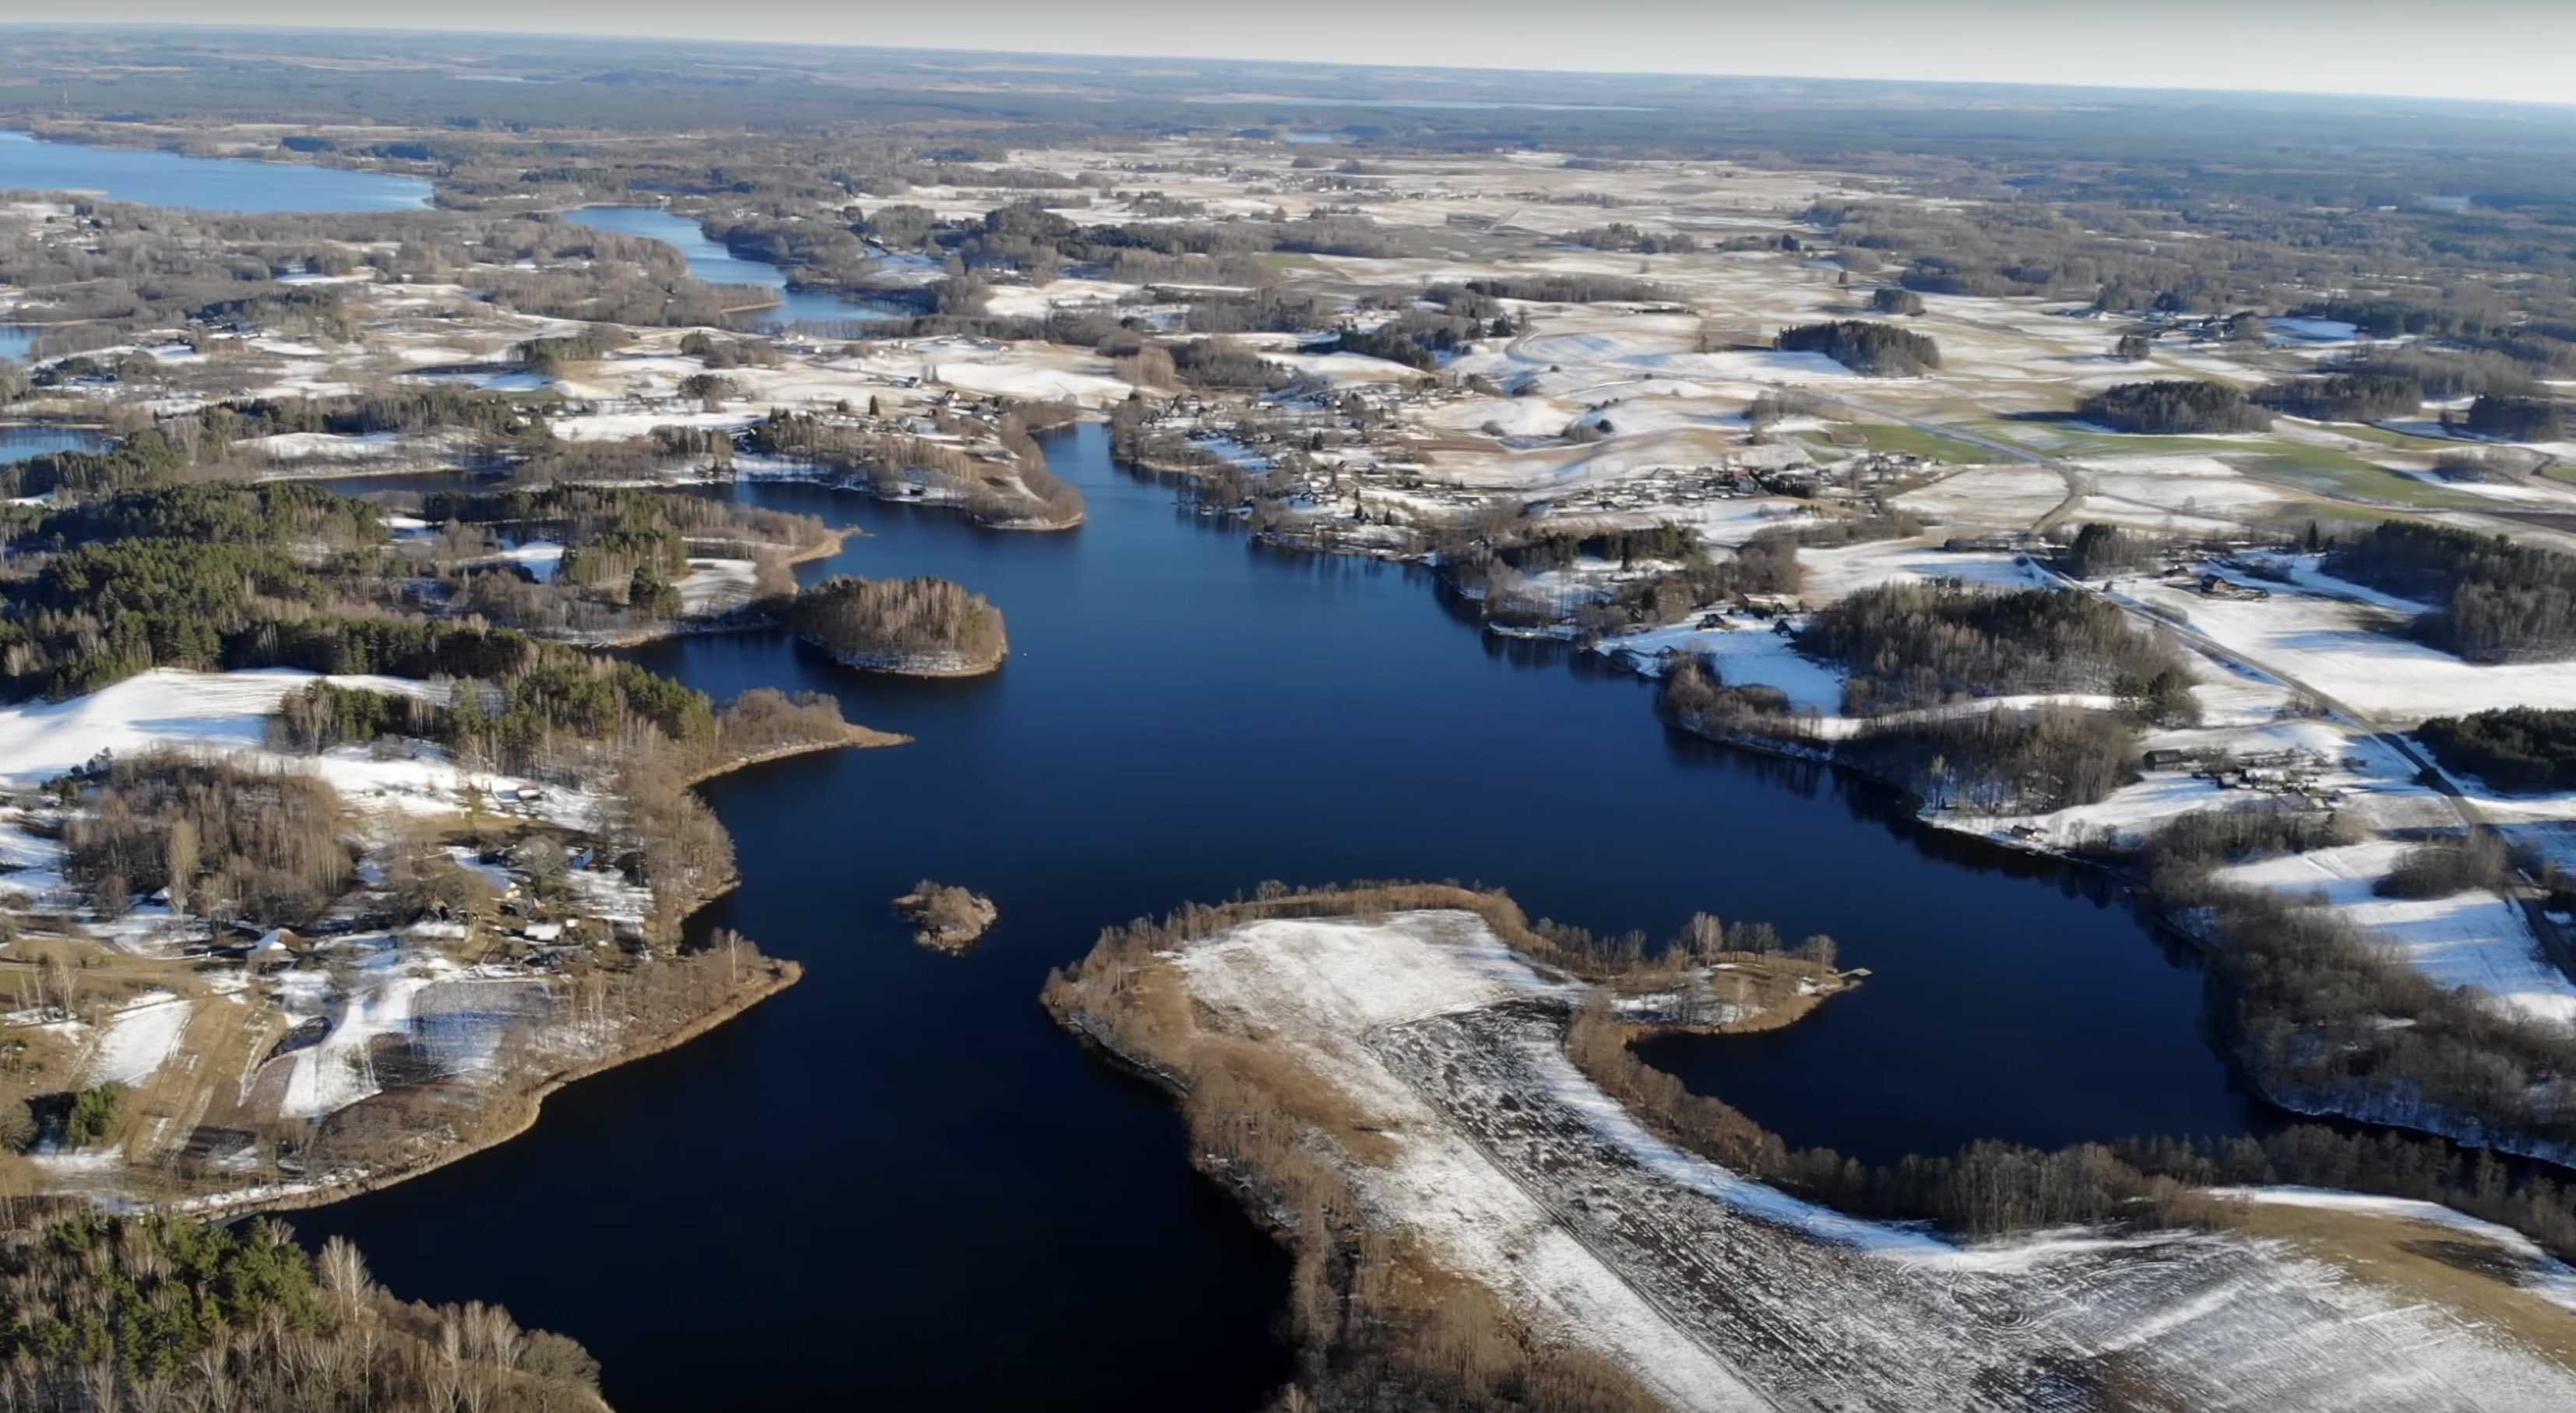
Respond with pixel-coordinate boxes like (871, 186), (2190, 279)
(0, 425), (100, 466)
(565, 206), (911, 333)
(0, 132), (431, 213)
(0, 328), (33, 363)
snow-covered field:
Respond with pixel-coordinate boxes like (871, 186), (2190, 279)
(2219, 1186), (2576, 1316)
(1177, 914), (1765, 1412)
(1164, 911), (2576, 1410)
(0, 668), (434, 786)
(1797, 540), (2047, 600)
(0, 668), (593, 826)
(676, 557), (758, 613)
(86, 991), (192, 1088)
(1893, 466), (2064, 526)
(2120, 563), (2576, 726)
(2223, 842), (2576, 1026)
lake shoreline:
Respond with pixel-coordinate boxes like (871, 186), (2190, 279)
(301, 424), (2268, 1409)
(797, 635), (1007, 678)
(176, 727), (902, 1224)
(1040, 883), (1861, 1409)
(1098, 444), (2571, 1182)
(185, 957), (806, 1224)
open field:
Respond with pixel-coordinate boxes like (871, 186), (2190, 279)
(1062, 905), (2576, 1411)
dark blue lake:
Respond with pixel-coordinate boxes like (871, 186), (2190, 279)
(291, 425), (2257, 1411)
(0, 131), (430, 213)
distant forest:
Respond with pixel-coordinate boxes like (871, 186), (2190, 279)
(2325, 523), (2576, 663)
(1775, 320), (1940, 377)
(2418, 708), (2576, 794)
(786, 576), (1008, 672)
(1797, 582), (2195, 719)
(2078, 380), (2272, 435)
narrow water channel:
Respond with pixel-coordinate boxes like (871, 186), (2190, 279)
(563, 206), (913, 331)
(292, 426), (2258, 1410)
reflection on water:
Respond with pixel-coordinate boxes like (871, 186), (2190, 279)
(290, 428), (2255, 1411)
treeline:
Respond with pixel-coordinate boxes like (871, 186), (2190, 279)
(0, 480), (794, 698)
(2342, 346), (2544, 401)
(2062, 521), (2171, 579)
(1775, 320), (1940, 376)
(201, 387), (546, 445)
(0, 431), (189, 500)
(2078, 380), (2272, 434)
(31, 481), (386, 555)
(1577, 534), (1800, 639)
(2147, 801), (2358, 869)
(1567, 223), (1698, 255)
(278, 675), (843, 783)
(1840, 705), (2147, 816)
(2, 537), (383, 699)
(421, 484), (829, 633)
(1459, 274), (1666, 304)
(2324, 521), (2576, 662)
(2466, 393), (2564, 441)
(1656, 656), (1796, 737)
(1657, 581), (2191, 812)
(2293, 297), (2481, 339)
(1797, 581), (2196, 718)
(63, 753), (351, 927)
(1807, 192), (2576, 351)
(1570, 999), (2214, 1238)
(1168, 337), (1293, 391)
(2417, 707), (2576, 793)
(1596, 989), (2576, 1262)
(273, 622), (714, 745)
(786, 576), (1008, 674)
(746, 412), (975, 484)
(275, 656), (716, 777)
(1161, 287), (1335, 337)
(0, 1214), (604, 1413)
(1793, 508), (1926, 549)
(2147, 826), (2576, 1180)
(867, 203), (1368, 291)
(278, 677), (853, 940)
(2255, 372), (2425, 423)
(1501, 523), (1702, 573)
(1308, 322), (1449, 373)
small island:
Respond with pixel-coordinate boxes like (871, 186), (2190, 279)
(787, 575), (1009, 677)
(896, 880), (998, 952)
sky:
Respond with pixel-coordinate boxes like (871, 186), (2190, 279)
(34, 1), (2576, 107)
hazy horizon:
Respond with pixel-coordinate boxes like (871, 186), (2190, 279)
(26, 1), (2576, 109)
